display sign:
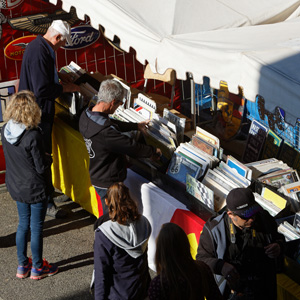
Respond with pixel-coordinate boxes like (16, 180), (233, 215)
(4, 35), (36, 61)
(63, 25), (100, 50)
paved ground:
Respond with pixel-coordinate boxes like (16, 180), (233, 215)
(0, 190), (97, 300)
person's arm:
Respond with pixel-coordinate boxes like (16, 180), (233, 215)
(110, 118), (139, 132)
(196, 224), (222, 273)
(196, 224), (239, 291)
(104, 124), (156, 159)
(94, 230), (113, 300)
(261, 211), (285, 258)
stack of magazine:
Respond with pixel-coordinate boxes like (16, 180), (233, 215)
(244, 158), (300, 215)
(257, 167), (300, 190)
(60, 61), (99, 102)
(167, 142), (210, 186)
(278, 215), (300, 241)
(163, 108), (186, 143)
(112, 105), (178, 166)
(245, 158), (290, 180)
(254, 190), (285, 217)
(279, 181), (300, 208)
(144, 116), (177, 163)
(133, 93), (157, 120)
(167, 127), (221, 191)
(199, 156), (251, 212)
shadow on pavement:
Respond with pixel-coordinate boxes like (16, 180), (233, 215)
(56, 251), (94, 273)
(0, 232), (16, 248)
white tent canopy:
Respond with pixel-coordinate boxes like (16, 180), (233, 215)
(50, 0), (300, 123)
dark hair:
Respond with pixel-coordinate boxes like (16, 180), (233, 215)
(106, 182), (140, 225)
(155, 223), (209, 300)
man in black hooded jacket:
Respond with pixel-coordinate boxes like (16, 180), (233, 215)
(79, 79), (161, 215)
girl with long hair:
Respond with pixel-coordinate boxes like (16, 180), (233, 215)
(93, 182), (151, 300)
(149, 222), (223, 300)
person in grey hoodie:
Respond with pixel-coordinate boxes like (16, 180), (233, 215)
(93, 182), (151, 300)
(1, 91), (58, 279)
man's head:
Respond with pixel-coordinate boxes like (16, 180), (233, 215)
(95, 79), (124, 114)
(226, 188), (262, 229)
(45, 20), (72, 50)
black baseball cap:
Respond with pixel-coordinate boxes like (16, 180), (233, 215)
(226, 188), (262, 218)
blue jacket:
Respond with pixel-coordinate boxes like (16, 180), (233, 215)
(94, 215), (151, 300)
(19, 35), (63, 124)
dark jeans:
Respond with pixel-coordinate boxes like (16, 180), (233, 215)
(16, 200), (48, 269)
(94, 186), (108, 215)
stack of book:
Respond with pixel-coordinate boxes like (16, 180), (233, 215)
(257, 167), (300, 190)
(245, 158), (290, 180)
(167, 143), (210, 185)
(59, 61), (100, 114)
(163, 108), (186, 143)
(167, 127), (221, 186)
(144, 116), (177, 163)
(255, 186), (290, 217)
(245, 158), (300, 215)
(278, 215), (300, 241)
(254, 192), (282, 217)
(279, 181), (300, 204)
(133, 93), (157, 120)
(112, 105), (147, 123)
(112, 105), (178, 165)
(60, 61), (99, 100)
(199, 156), (251, 212)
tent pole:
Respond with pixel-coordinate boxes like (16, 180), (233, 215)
(189, 73), (196, 129)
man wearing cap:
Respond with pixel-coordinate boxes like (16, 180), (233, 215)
(19, 20), (80, 218)
(196, 187), (285, 300)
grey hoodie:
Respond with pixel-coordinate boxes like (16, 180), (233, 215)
(99, 215), (151, 258)
(4, 120), (26, 145)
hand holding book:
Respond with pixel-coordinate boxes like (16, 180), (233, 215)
(138, 119), (150, 136)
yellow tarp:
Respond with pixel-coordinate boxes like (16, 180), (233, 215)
(51, 114), (100, 217)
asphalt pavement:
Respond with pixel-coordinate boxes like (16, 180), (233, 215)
(0, 190), (97, 300)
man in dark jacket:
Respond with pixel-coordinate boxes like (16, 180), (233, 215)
(19, 20), (80, 218)
(79, 79), (161, 215)
(196, 187), (285, 300)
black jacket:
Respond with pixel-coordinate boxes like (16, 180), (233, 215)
(1, 122), (51, 203)
(19, 35), (63, 124)
(94, 214), (151, 300)
(196, 211), (285, 299)
(79, 107), (155, 188)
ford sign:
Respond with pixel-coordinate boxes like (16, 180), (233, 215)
(63, 25), (100, 50)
